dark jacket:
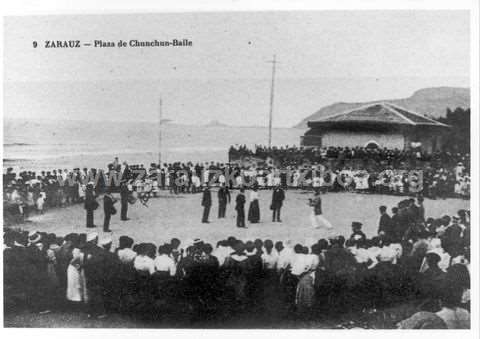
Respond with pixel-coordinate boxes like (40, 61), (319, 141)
(120, 183), (130, 202)
(83, 243), (108, 287)
(378, 213), (393, 235)
(218, 187), (231, 204)
(103, 194), (116, 214)
(310, 196), (322, 215)
(202, 188), (212, 207)
(236, 193), (246, 210)
(84, 189), (97, 210)
(271, 188), (285, 208)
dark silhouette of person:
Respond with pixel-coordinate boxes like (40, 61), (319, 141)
(201, 186), (212, 223)
(271, 185), (285, 222)
(84, 183), (97, 228)
(103, 189), (117, 232)
(236, 188), (246, 228)
(120, 181), (130, 221)
(217, 183), (231, 218)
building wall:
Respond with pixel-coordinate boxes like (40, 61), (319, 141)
(404, 129), (447, 153)
(322, 131), (405, 149)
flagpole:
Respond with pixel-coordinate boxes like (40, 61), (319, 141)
(158, 97), (162, 165)
(268, 54), (277, 148)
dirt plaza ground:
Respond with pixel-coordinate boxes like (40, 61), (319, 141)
(17, 189), (470, 247)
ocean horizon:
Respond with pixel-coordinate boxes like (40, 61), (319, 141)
(3, 119), (305, 171)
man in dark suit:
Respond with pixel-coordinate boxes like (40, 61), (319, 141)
(84, 183), (97, 228)
(103, 189), (117, 232)
(236, 188), (246, 228)
(271, 184), (285, 222)
(378, 205), (393, 240)
(120, 181), (130, 221)
(217, 183), (231, 218)
(391, 207), (403, 242)
(201, 186), (212, 223)
(83, 232), (108, 318)
(349, 221), (366, 243)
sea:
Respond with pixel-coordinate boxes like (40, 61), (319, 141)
(3, 119), (305, 172)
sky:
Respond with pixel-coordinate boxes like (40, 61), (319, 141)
(4, 11), (470, 127)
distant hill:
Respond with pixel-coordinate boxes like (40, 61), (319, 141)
(295, 87), (470, 128)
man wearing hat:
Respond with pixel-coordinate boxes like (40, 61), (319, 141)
(83, 232), (108, 318)
(28, 230), (42, 246)
(24, 231), (53, 314)
(103, 189), (117, 232)
(349, 222), (366, 243)
(419, 252), (445, 300)
(99, 235), (121, 312)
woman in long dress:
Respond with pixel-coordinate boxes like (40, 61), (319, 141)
(66, 246), (88, 304)
(247, 186), (260, 223)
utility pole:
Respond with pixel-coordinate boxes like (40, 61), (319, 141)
(158, 97), (162, 165)
(267, 54), (277, 148)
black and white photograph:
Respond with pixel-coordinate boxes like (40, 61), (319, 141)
(2, 0), (479, 334)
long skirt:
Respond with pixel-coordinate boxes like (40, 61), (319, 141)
(296, 273), (315, 311)
(66, 265), (88, 302)
(248, 200), (260, 223)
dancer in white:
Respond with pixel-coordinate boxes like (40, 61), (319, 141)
(309, 189), (333, 229)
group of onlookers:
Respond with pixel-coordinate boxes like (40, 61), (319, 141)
(229, 145), (469, 170)
(3, 197), (470, 328)
(228, 145), (470, 199)
(3, 145), (470, 225)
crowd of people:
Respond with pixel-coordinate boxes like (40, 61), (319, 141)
(229, 145), (470, 199)
(3, 145), (470, 225)
(3, 196), (470, 328)
(229, 144), (469, 169)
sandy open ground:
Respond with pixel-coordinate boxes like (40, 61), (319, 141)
(15, 190), (470, 247)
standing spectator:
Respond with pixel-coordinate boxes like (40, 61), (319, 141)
(235, 188), (246, 228)
(83, 232), (108, 319)
(247, 186), (260, 224)
(84, 183), (97, 228)
(66, 241), (88, 305)
(217, 183), (230, 219)
(103, 189), (117, 232)
(201, 186), (212, 223)
(120, 181), (130, 221)
(378, 205), (393, 239)
(271, 184), (285, 222)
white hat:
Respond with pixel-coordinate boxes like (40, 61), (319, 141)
(86, 232), (98, 242)
(100, 236), (112, 246)
(28, 231), (42, 244)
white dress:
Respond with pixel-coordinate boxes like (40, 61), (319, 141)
(66, 248), (88, 302)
